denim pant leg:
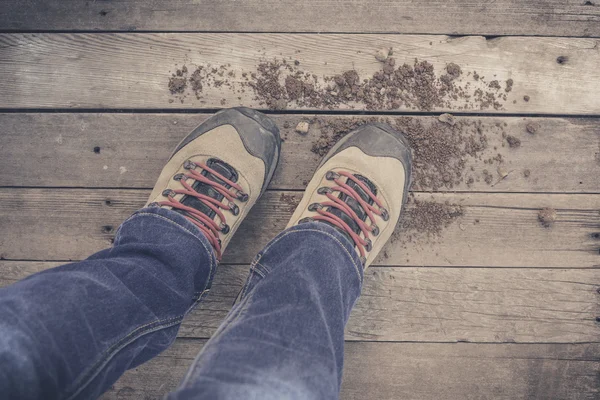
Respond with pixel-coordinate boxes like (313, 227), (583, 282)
(0, 207), (216, 400)
(170, 222), (364, 400)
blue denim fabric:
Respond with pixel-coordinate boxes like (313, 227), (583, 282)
(0, 207), (363, 400)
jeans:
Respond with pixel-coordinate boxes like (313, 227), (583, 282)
(0, 207), (364, 400)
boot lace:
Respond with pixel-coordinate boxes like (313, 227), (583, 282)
(305, 170), (389, 262)
(154, 159), (248, 260)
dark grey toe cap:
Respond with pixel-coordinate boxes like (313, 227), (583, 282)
(173, 107), (282, 194)
(319, 122), (413, 179)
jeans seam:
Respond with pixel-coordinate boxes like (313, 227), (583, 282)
(261, 228), (363, 283)
(63, 314), (185, 400)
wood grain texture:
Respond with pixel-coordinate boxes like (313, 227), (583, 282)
(1, 34), (599, 114)
(1, 113), (599, 193)
(2, 261), (599, 343)
(98, 339), (600, 400)
(0, 189), (598, 268)
(1, 0), (600, 38)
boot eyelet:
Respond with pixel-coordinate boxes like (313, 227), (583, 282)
(360, 256), (367, 265)
(371, 224), (380, 236)
(173, 173), (186, 181)
(317, 187), (332, 195)
(148, 202), (160, 208)
(220, 223), (230, 234)
(365, 238), (373, 252)
(380, 208), (390, 221)
(183, 160), (196, 170)
(162, 189), (175, 197)
(237, 192), (249, 202)
(308, 203), (323, 212)
(326, 171), (340, 180)
(230, 203), (240, 216)
(299, 217), (314, 224)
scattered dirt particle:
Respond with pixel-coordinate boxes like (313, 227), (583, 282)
(523, 95), (530, 102)
(482, 169), (493, 184)
(505, 79), (513, 92)
(538, 207), (557, 227)
(497, 166), (508, 178)
(525, 122), (539, 134)
(394, 198), (464, 242)
(506, 135), (521, 148)
(446, 63), (462, 79)
(93, 146), (101, 154)
(168, 76), (187, 94)
(556, 56), (569, 65)
(295, 121), (310, 134)
(523, 169), (531, 178)
(375, 47), (392, 62)
(283, 121), (291, 129)
(437, 113), (455, 126)
(188, 68), (204, 99)
(279, 193), (300, 213)
(489, 80), (501, 90)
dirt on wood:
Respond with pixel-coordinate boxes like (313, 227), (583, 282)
(538, 207), (557, 227)
(168, 55), (513, 111)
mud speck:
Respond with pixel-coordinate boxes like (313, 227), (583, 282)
(506, 135), (521, 148)
(446, 63), (462, 79)
(168, 74), (187, 94)
(526, 122), (539, 134)
(538, 207), (557, 228)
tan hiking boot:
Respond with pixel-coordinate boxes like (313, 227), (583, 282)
(147, 107), (281, 261)
(287, 123), (412, 268)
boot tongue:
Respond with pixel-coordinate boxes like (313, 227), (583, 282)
(324, 174), (377, 241)
(177, 158), (238, 220)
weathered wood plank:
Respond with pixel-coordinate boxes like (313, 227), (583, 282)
(99, 339), (600, 400)
(1, 34), (599, 114)
(1, 113), (599, 193)
(2, 261), (599, 343)
(0, 189), (598, 268)
(1, 0), (600, 38)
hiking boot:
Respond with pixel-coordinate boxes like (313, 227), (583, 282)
(146, 107), (281, 261)
(287, 123), (412, 268)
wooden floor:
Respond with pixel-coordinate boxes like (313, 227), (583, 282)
(0, 1), (599, 399)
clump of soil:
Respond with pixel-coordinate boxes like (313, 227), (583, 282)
(168, 67), (188, 94)
(505, 135), (521, 148)
(189, 67), (204, 99)
(538, 207), (557, 227)
(526, 122), (539, 134)
(505, 79), (514, 92)
(446, 63), (462, 79)
(393, 195), (464, 242)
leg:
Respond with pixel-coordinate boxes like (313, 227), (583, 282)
(170, 123), (412, 400)
(0, 207), (216, 400)
(171, 222), (362, 400)
(0, 107), (281, 400)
